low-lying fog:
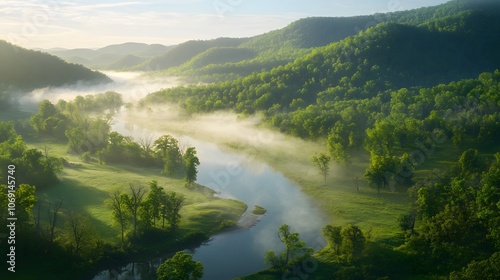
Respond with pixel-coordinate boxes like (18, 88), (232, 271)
(18, 71), (181, 108)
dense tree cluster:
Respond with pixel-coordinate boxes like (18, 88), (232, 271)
(139, 1), (500, 84)
(143, 7), (500, 116)
(29, 94), (200, 182)
(402, 150), (500, 278)
(109, 180), (185, 244)
(0, 121), (62, 189)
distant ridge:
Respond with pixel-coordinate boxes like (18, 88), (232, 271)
(0, 40), (111, 90)
(41, 0), (500, 80)
(44, 42), (171, 70)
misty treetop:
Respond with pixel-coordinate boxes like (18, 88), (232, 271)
(28, 95), (202, 183)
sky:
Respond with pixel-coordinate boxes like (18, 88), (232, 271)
(0, 0), (450, 50)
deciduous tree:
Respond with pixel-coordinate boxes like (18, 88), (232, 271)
(340, 224), (365, 262)
(123, 184), (146, 238)
(184, 147), (200, 185)
(312, 152), (331, 183)
(157, 251), (204, 280)
(264, 224), (313, 271)
(109, 190), (129, 245)
(323, 225), (343, 256)
(66, 210), (96, 258)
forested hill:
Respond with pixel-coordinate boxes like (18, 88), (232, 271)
(0, 40), (110, 90)
(138, 0), (499, 81)
(42, 0), (497, 77)
(143, 1), (500, 116)
(135, 38), (248, 71)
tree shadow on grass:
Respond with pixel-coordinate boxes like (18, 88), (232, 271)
(39, 178), (117, 241)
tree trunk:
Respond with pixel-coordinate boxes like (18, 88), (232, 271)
(121, 223), (125, 245)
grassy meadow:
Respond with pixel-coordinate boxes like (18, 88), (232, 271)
(31, 140), (247, 243)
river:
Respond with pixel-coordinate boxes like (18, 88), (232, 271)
(90, 116), (328, 280)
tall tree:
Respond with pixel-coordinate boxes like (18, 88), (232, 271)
(0, 184), (36, 232)
(157, 251), (204, 280)
(139, 134), (155, 158)
(13, 184), (37, 231)
(312, 152), (331, 183)
(340, 224), (366, 262)
(109, 190), (129, 245)
(154, 135), (183, 175)
(123, 184), (146, 238)
(264, 224), (313, 271)
(364, 155), (399, 194)
(164, 191), (185, 231)
(322, 225), (343, 256)
(48, 198), (63, 243)
(66, 210), (96, 258)
(183, 147), (200, 185)
(145, 180), (164, 227)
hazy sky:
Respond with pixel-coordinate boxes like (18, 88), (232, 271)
(0, 0), (450, 49)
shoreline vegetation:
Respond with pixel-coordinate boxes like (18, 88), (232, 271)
(251, 205), (267, 215)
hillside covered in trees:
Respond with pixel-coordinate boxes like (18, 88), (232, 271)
(0, 40), (110, 90)
(46, 0), (496, 80)
(139, 0), (500, 278)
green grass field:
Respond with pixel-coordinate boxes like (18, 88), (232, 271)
(31, 142), (247, 243)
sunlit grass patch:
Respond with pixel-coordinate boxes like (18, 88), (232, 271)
(25, 140), (247, 244)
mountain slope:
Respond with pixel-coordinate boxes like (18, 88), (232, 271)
(107, 54), (147, 70)
(135, 37), (247, 71)
(145, 0), (499, 82)
(0, 40), (110, 90)
(42, 1), (494, 78)
(97, 42), (169, 57)
(45, 42), (170, 70)
(143, 2), (500, 117)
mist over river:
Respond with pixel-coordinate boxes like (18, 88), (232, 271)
(95, 113), (328, 279)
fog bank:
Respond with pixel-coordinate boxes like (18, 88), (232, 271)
(18, 71), (181, 107)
